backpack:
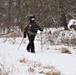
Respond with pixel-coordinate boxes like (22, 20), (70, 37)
(24, 21), (37, 35)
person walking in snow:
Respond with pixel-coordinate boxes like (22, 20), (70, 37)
(23, 15), (43, 53)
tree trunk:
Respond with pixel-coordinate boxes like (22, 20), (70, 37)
(58, 0), (68, 30)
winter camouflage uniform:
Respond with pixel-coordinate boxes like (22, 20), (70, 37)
(24, 15), (43, 53)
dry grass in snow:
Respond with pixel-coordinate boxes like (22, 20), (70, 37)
(19, 58), (62, 75)
(58, 47), (71, 54)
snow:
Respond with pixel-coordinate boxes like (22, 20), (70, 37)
(0, 28), (76, 75)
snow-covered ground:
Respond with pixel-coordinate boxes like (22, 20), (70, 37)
(0, 28), (76, 75)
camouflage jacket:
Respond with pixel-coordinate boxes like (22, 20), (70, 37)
(24, 20), (43, 35)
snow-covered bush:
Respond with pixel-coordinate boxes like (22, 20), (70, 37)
(48, 28), (76, 46)
(56, 30), (76, 46)
(68, 19), (76, 30)
(48, 28), (64, 45)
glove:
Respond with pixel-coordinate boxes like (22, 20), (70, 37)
(40, 29), (43, 31)
(24, 31), (26, 38)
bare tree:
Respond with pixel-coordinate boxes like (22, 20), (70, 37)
(1, 0), (76, 32)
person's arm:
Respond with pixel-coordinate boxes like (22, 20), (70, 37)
(33, 21), (43, 31)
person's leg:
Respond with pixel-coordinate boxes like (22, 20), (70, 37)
(27, 43), (31, 52)
(30, 35), (35, 53)
(26, 34), (31, 52)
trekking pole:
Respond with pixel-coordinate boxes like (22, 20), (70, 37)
(17, 15), (28, 50)
(17, 37), (24, 50)
(40, 31), (43, 52)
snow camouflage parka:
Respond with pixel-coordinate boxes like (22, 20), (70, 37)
(23, 20), (43, 36)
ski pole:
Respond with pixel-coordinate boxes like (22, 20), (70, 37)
(17, 38), (24, 50)
(40, 31), (43, 52)
(17, 16), (28, 50)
